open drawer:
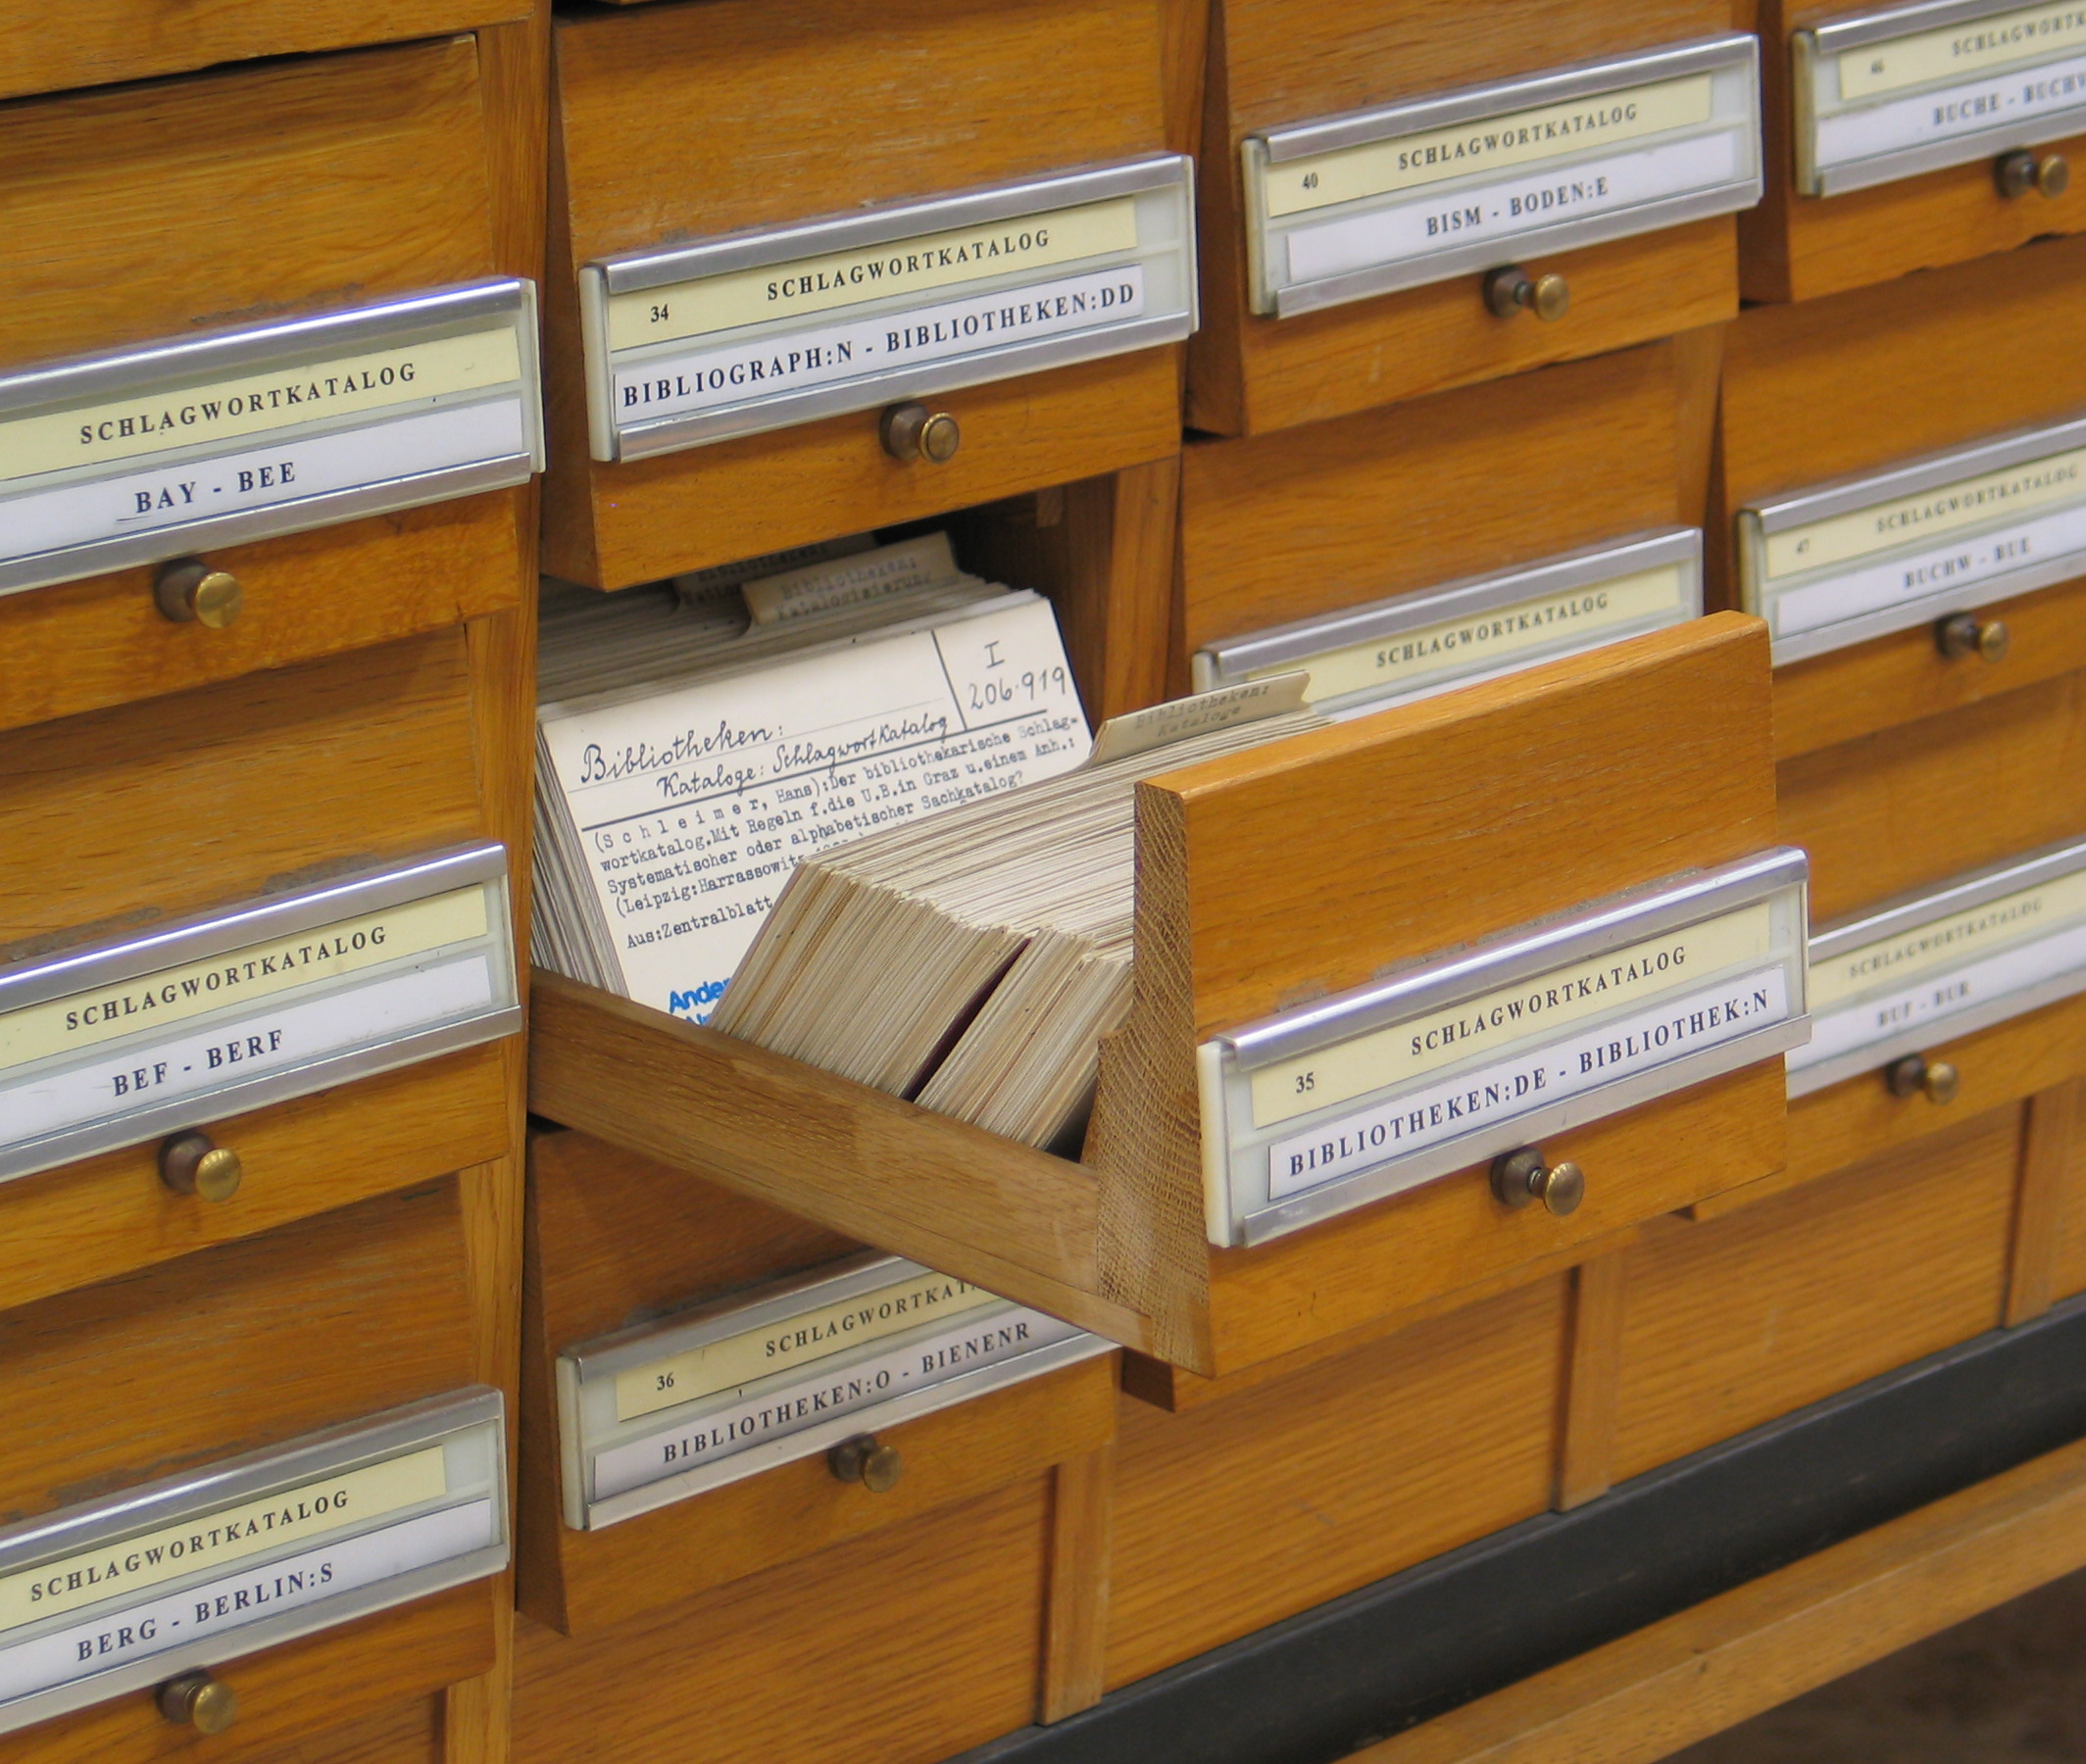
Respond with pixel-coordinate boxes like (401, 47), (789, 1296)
(531, 613), (1796, 1377)
(518, 1128), (1116, 1638)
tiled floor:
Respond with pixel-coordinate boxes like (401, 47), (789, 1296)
(1670, 1570), (2086, 1762)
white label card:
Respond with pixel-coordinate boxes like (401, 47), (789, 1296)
(582, 159), (1196, 458)
(0, 283), (542, 597)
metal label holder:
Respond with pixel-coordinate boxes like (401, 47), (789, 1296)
(1790, 835), (2086, 1096)
(1794, 0), (2086, 196)
(0, 1390), (507, 1735)
(1191, 527), (1704, 714)
(1241, 35), (1762, 318)
(579, 156), (1197, 461)
(1737, 412), (2086, 664)
(1199, 850), (1812, 1247)
(557, 1252), (1110, 1530)
(0, 843), (521, 1183)
(0, 280), (543, 598)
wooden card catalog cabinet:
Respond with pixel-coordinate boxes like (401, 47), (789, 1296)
(558, 1254), (1110, 1533)
(0, 1392), (506, 1738)
(1748, 0), (2086, 300)
(0, 845), (519, 1184)
(1716, 234), (2086, 761)
(542, 0), (1193, 588)
(1791, 835), (2086, 1097)
(0, 40), (542, 731)
(0, 283), (542, 599)
(530, 614), (1793, 1376)
(1192, 0), (1755, 435)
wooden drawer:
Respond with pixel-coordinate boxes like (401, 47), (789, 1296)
(1715, 234), (2086, 762)
(519, 1130), (1117, 1637)
(531, 614), (1794, 1377)
(1611, 1106), (2018, 1481)
(0, 37), (537, 729)
(0, 3), (530, 103)
(1779, 670), (2086, 922)
(1745, 0), (2086, 303)
(512, 1478), (1053, 1764)
(1177, 340), (1706, 702)
(1188, 0), (1749, 436)
(540, 0), (1187, 588)
(1106, 1276), (1564, 1688)
(0, 1184), (498, 1754)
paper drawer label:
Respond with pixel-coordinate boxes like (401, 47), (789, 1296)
(1241, 36), (1761, 317)
(1193, 530), (1703, 716)
(1738, 416), (2086, 662)
(1797, 0), (2086, 194)
(579, 157), (1196, 460)
(1199, 851), (1811, 1247)
(558, 1254), (1111, 1529)
(0, 280), (542, 598)
(0, 1393), (505, 1733)
(0, 844), (519, 1185)
(1789, 839), (2086, 1093)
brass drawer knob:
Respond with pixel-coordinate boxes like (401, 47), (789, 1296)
(880, 402), (961, 464)
(158, 1670), (237, 1735)
(828, 1433), (903, 1493)
(154, 558), (242, 629)
(1483, 265), (1569, 322)
(160, 1130), (243, 1201)
(1490, 1147), (1585, 1215)
(1935, 612), (2010, 663)
(1996, 148), (2069, 199)
(1887, 1054), (1960, 1104)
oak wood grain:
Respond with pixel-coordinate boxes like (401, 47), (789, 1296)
(0, 4), (525, 102)
(2007, 1078), (2081, 1326)
(0, 629), (482, 952)
(0, 1045), (508, 1319)
(11, 1586), (490, 1764)
(1612, 1108), (2017, 1481)
(511, 1480), (1050, 1764)
(541, 0), (1180, 586)
(1777, 669), (2086, 922)
(0, 1180), (472, 1525)
(1040, 1441), (1118, 1723)
(1555, 1249), (1628, 1511)
(1178, 340), (1684, 657)
(1105, 1277), (1564, 1688)
(1352, 1433), (2086, 1764)
(1742, 0), (2086, 303)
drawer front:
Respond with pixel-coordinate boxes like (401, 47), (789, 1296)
(0, 4), (526, 103)
(1778, 669), (2086, 922)
(0, 1185), (493, 1749)
(1178, 340), (1695, 698)
(1107, 1277), (1564, 1687)
(1745, 0), (2086, 302)
(543, 0), (1185, 587)
(522, 1131), (1115, 1633)
(1193, 0), (1743, 435)
(1611, 1105), (2017, 1480)
(0, 1044), (510, 1320)
(0, 39), (528, 725)
(513, 1477), (1051, 1764)
(1717, 235), (2086, 756)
